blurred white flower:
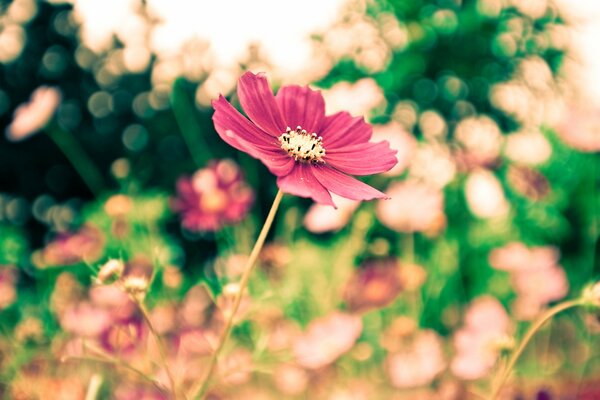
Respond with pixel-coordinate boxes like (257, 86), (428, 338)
(5, 86), (61, 142)
(465, 169), (510, 219)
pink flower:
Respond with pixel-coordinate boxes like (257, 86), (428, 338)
(303, 194), (359, 233)
(293, 312), (362, 369)
(385, 330), (446, 388)
(489, 242), (569, 320)
(451, 297), (511, 380)
(5, 86), (61, 141)
(212, 72), (397, 207)
(172, 159), (254, 232)
(60, 301), (112, 337)
(376, 180), (445, 235)
(343, 258), (403, 313)
(37, 225), (105, 267)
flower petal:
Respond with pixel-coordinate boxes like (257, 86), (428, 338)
(237, 72), (286, 136)
(212, 95), (295, 176)
(212, 95), (278, 147)
(312, 165), (387, 201)
(275, 85), (325, 133)
(319, 112), (372, 149)
(325, 141), (398, 175)
(277, 163), (335, 207)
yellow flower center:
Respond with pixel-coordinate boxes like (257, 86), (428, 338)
(278, 126), (325, 163)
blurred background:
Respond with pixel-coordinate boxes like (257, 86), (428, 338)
(0, 0), (599, 399)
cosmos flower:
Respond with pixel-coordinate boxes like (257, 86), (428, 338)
(293, 312), (362, 369)
(36, 224), (105, 267)
(376, 179), (445, 235)
(172, 159), (254, 232)
(212, 72), (397, 207)
(385, 329), (446, 388)
(451, 297), (512, 380)
(303, 194), (359, 233)
(5, 86), (61, 142)
(343, 258), (403, 313)
(489, 242), (569, 320)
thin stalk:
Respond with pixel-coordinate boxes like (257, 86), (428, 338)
(138, 302), (179, 399)
(490, 299), (584, 400)
(46, 123), (105, 196)
(84, 374), (103, 400)
(63, 354), (166, 393)
(191, 189), (284, 399)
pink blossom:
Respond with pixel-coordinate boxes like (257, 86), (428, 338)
(343, 258), (403, 313)
(555, 105), (600, 153)
(386, 330), (446, 388)
(5, 86), (61, 141)
(303, 194), (359, 233)
(451, 297), (511, 380)
(321, 78), (386, 117)
(172, 159), (254, 232)
(464, 169), (510, 219)
(489, 242), (568, 319)
(293, 312), (362, 369)
(60, 301), (112, 337)
(38, 225), (105, 267)
(212, 72), (397, 207)
(376, 180), (445, 234)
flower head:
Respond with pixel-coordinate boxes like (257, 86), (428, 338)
(172, 159), (254, 232)
(343, 258), (403, 313)
(212, 72), (397, 207)
(451, 296), (512, 380)
(293, 312), (362, 369)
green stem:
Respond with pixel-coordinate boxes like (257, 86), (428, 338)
(191, 190), (284, 399)
(46, 124), (105, 196)
(490, 299), (584, 400)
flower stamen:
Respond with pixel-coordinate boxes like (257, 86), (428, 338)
(279, 126), (325, 163)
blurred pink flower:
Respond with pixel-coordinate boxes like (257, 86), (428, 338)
(303, 194), (359, 233)
(60, 301), (112, 337)
(504, 129), (552, 166)
(343, 258), (403, 313)
(385, 329), (446, 388)
(506, 165), (550, 201)
(172, 159), (254, 232)
(555, 105), (600, 153)
(451, 297), (511, 380)
(89, 284), (136, 321)
(321, 78), (386, 117)
(5, 86), (61, 141)
(464, 169), (510, 219)
(273, 364), (309, 396)
(293, 312), (362, 369)
(100, 316), (146, 355)
(454, 115), (503, 168)
(372, 122), (417, 177)
(0, 266), (17, 310)
(38, 225), (105, 267)
(489, 242), (568, 319)
(376, 180), (445, 235)
(489, 242), (559, 272)
(212, 71), (397, 207)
